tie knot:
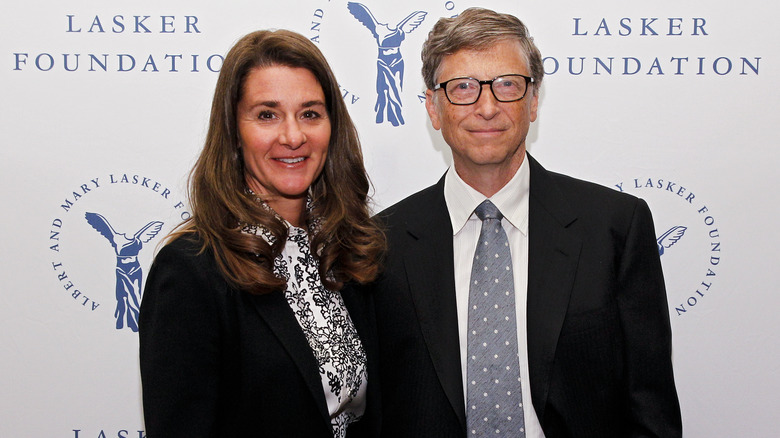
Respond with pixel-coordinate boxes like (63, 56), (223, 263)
(475, 200), (503, 221)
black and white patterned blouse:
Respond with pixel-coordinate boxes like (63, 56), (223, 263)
(243, 205), (367, 438)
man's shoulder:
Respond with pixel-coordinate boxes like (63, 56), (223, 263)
(376, 180), (444, 224)
(550, 170), (633, 200)
(535, 165), (650, 231)
(526, 154), (650, 229)
(533, 158), (641, 208)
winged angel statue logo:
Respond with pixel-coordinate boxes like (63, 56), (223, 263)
(347, 2), (427, 126)
(85, 212), (163, 332)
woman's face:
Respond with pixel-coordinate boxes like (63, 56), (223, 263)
(237, 65), (331, 208)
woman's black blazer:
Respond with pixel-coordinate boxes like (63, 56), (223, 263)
(139, 236), (379, 437)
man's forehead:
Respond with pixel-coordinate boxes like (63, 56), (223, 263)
(437, 40), (529, 79)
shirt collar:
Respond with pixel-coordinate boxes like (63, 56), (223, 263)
(444, 153), (530, 236)
(241, 193), (318, 245)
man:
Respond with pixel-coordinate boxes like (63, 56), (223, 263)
(373, 8), (682, 437)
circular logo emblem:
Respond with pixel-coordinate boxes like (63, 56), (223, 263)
(308, 1), (462, 126)
(47, 173), (190, 332)
(615, 177), (722, 316)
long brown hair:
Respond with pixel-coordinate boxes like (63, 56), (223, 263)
(172, 29), (385, 294)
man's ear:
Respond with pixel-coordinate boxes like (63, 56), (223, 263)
(425, 89), (441, 131)
(529, 90), (539, 123)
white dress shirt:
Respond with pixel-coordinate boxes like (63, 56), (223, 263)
(443, 153), (545, 438)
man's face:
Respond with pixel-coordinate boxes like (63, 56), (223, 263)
(426, 39), (538, 186)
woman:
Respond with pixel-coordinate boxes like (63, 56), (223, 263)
(139, 30), (385, 437)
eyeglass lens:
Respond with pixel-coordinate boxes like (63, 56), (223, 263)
(446, 76), (527, 104)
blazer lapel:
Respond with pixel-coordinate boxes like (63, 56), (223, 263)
(248, 291), (332, 425)
(402, 177), (467, 430)
(341, 286), (381, 436)
(526, 155), (582, 421)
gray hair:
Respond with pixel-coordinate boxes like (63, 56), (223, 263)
(421, 8), (543, 93)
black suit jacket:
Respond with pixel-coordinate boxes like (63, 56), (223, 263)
(373, 155), (682, 437)
(139, 236), (379, 438)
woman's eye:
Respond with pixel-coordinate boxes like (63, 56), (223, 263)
(257, 111), (276, 120)
(302, 110), (321, 119)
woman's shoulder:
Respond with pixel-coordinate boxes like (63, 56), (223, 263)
(154, 233), (211, 265)
(144, 233), (238, 312)
(158, 232), (204, 254)
(149, 233), (224, 286)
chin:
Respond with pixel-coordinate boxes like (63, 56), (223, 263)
(278, 189), (310, 199)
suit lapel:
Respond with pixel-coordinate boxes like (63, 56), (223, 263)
(341, 286), (381, 436)
(526, 155), (582, 422)
(398, 161), (582, 427)
(248, 291), (332, 425)
(402, 177), (467, 430)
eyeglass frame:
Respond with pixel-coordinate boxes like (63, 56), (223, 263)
(432, 74), (535, 105)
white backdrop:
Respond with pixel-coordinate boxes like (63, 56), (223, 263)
(1, 0), (777, 436)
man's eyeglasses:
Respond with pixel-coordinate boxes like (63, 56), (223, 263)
(433, 74), (534, 105)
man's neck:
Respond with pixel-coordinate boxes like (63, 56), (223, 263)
(454, 153), (525, 198)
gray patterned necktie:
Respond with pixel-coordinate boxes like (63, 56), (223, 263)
(466, 200), (526, 437)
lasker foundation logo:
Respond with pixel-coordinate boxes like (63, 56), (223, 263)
(47, 172), (190, 332)
(614, 177), (722, 316)
(308, 1), (461, 126)
(347, 2), (428, 126)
